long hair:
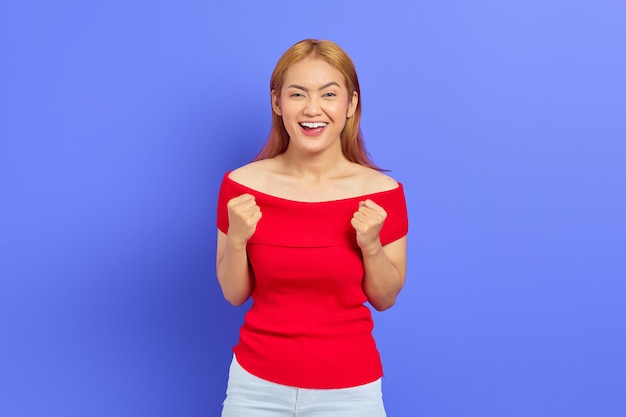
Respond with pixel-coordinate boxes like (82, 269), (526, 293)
(254, 39), (382, 170)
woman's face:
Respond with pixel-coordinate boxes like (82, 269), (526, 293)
(273, 57), (358, 157)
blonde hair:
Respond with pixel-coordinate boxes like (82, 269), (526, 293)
(254, 39), (381, 170)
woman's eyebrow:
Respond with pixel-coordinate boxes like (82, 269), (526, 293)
(286, 82), (341, 92)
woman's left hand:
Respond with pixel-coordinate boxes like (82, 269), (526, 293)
(351, 199), (387, 255)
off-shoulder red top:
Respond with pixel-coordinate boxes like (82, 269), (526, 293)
(217, 172), (408, 389)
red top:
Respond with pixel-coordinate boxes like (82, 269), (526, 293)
(217, 172), (408, 389)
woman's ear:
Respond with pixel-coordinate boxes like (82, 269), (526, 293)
(347, 90), (358, 118)
(271, 89), (281, 116)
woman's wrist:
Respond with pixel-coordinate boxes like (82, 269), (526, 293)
(359, 239), (383, 258)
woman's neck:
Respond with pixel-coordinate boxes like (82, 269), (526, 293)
(276, 148), (352, 182)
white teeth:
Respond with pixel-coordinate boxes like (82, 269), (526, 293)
(300, 122), (327, 128)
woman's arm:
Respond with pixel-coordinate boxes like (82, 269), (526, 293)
(361, 236), (407, 311)
(352, 199), (407, 311)
(216, 193), (262, 306)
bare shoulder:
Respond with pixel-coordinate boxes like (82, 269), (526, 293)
(228, 159), (277, 189)
(352, 165), (399, 194)
(228, 159), (270, 184)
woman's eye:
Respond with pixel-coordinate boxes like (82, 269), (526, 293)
(323, 92), (337, 97)
(290, 92), (304, 97)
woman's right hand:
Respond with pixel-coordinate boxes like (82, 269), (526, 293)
(226, 193), (262, 246)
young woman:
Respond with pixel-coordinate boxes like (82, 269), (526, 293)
(217, 39), (408, 417)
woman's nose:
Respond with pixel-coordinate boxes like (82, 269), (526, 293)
(303, 97), (322, 115)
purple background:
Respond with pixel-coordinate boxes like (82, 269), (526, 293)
(1, 1), (625, 416)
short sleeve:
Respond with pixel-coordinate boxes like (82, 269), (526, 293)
(378, 184), (409, 245)
(216, 173), (235, 234)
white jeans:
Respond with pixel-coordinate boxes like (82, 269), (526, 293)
(221, 355), (387, 417)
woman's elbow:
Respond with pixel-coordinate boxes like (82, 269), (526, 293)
(221, 289), (250, 306)
(369, 296), (397, 311)
(217, 274), (252, 306)
(366, 288), (401, 311)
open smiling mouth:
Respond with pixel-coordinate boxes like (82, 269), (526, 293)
(299, 122), (328, 135)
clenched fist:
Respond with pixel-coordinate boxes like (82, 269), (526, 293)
(227, 193), (262, 246)
(351, 199), (387, 255)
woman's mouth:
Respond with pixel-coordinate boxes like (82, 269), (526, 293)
(299, 122), (327, 136)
